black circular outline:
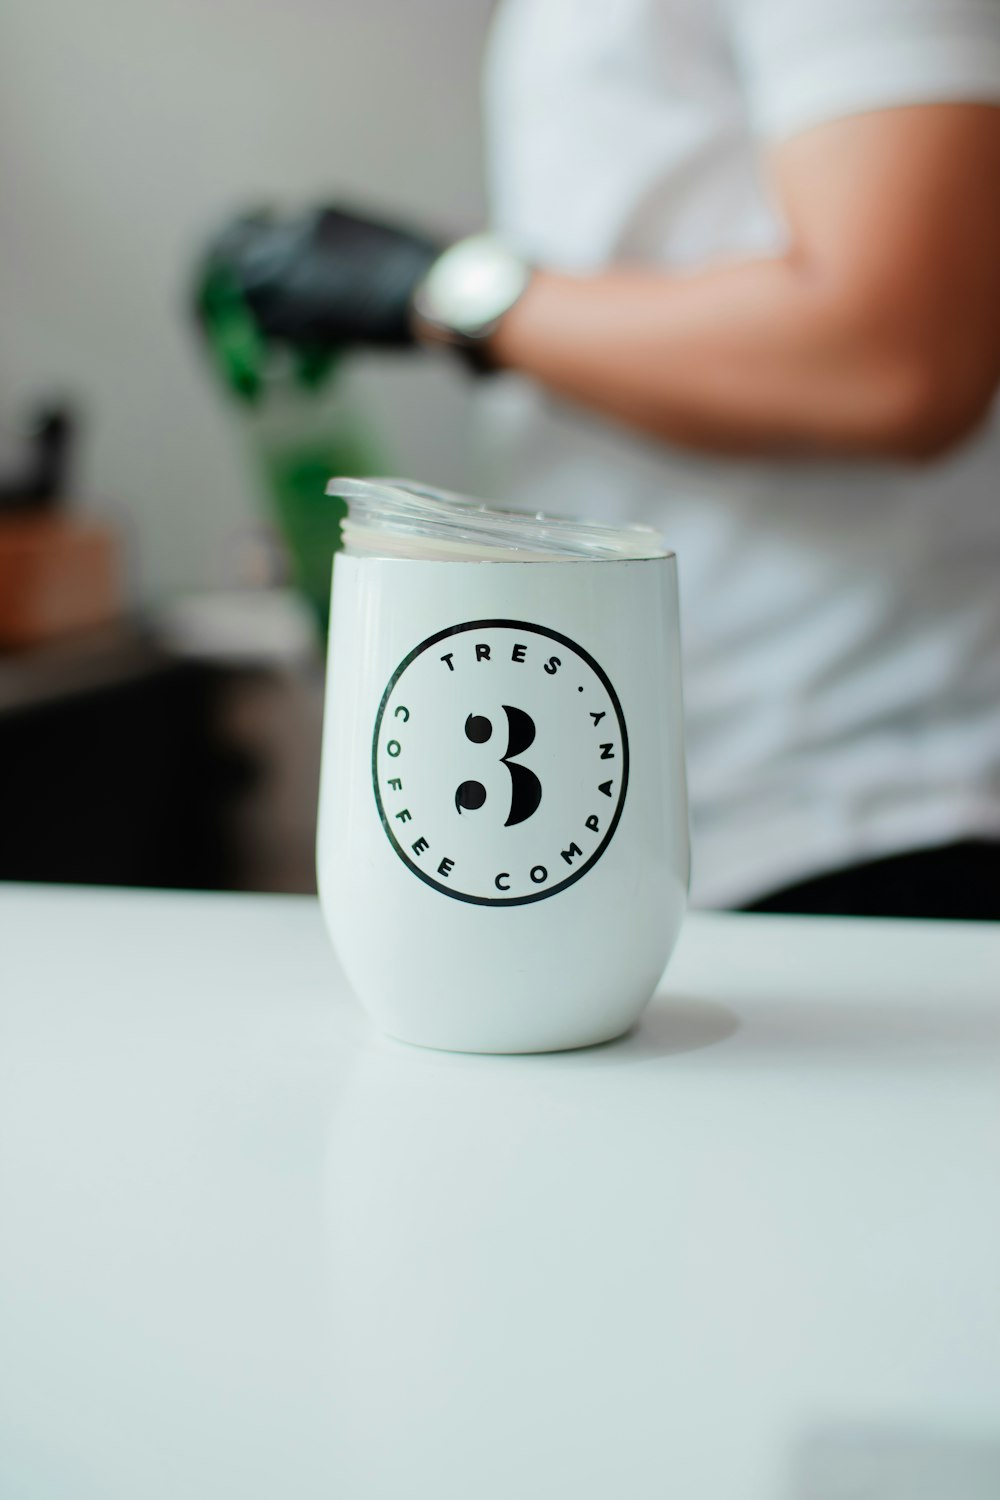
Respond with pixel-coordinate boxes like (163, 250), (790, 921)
(372, 619), (630, 906)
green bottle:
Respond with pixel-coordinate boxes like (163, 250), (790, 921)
(196, 262), (386, 638)
(249, 383), (382, 637)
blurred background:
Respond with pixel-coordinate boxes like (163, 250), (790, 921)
(3, 0), (998, 915)
(0, 0), (496, 895)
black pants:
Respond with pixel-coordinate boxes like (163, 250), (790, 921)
(742, 840), (1000, 921)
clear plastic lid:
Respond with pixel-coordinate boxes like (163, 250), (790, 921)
(327, 477), (670, 562)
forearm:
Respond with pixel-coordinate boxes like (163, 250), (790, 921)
(488, 258), (943, 459)
(489, 104), (1000, 462)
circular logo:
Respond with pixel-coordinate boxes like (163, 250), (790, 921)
(372, 620), (629, 905)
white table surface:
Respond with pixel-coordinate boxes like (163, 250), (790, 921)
(1, 885), (999, 1500)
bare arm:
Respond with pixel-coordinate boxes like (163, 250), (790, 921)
(489, 105), (1000, 460)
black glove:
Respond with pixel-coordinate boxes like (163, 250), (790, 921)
(199, 206), (444, 351)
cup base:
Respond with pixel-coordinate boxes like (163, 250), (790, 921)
(380, 1014), (640, 1056)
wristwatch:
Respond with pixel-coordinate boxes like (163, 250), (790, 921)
(409, 233), (532, 371)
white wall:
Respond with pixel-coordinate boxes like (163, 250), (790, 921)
(0, 0), (495, 602)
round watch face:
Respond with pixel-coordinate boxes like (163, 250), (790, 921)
(414, 234), (530, 338)
(372, 618), (629, 906)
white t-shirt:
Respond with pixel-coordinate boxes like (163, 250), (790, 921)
(482, 0), (1000, 907)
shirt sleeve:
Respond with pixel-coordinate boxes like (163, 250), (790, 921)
(726, 0), (1000, 140)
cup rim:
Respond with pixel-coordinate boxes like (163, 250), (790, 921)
(327, 476), (673, 563)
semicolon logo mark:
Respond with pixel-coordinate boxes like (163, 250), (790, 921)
(455, 705), (542, 827)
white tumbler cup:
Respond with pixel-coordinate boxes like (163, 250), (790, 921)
(317, 480), (688, 1052)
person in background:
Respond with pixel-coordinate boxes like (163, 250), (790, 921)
(201, 0), (1000, 919)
